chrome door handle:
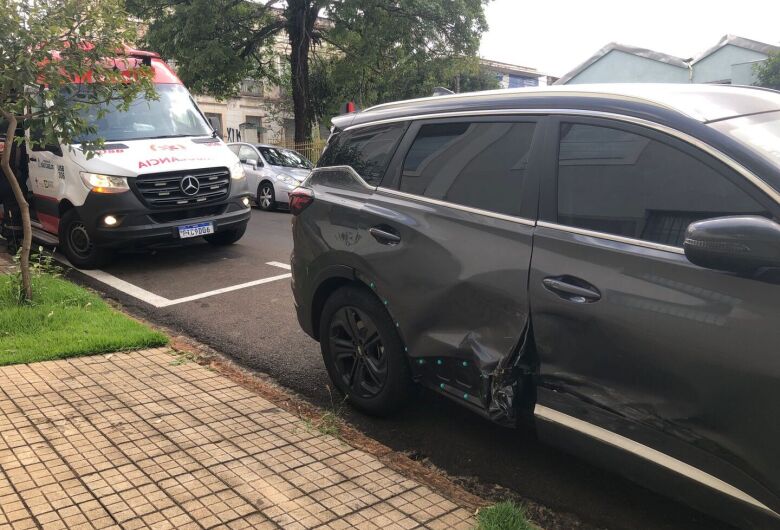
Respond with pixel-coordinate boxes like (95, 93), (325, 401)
(543, 276), (601, 303)
(369, 226), (401, 245)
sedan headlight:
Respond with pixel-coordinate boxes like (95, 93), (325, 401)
(277, 174), (298, 186)
(80, 172), (129, 194)
(229, 161), (245, 180)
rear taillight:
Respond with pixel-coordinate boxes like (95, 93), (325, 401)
(289, 187), (314, 215)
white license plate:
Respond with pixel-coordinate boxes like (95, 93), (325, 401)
(178, 222), (215, 238)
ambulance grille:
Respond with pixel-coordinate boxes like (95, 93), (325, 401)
(133, 167), (231, 208)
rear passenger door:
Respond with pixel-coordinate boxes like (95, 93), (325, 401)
(366, 117), (542, 418)
(530, 116), (780, 519)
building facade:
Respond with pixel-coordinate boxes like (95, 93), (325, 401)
(193, 21), (319, 146)
(195, 77), (293, 145)
(481, 59), (557, 88)
(194, 57), (554, 147)
(557, 35), (779, 85)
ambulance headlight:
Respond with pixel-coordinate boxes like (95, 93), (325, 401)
(229, 161), (245, 180)
(80, 172), (129, 194)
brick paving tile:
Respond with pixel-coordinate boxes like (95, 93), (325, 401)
(0, 349), (476, 528)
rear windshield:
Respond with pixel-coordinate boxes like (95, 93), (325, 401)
(710, 110), (780, 170)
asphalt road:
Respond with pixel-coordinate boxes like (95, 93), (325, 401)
(63, 208), (731, 530)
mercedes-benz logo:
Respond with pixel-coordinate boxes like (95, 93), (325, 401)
(180, 175), (200, 196)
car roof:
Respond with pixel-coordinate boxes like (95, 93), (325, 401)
(227, 143), (312, 163)
(254, 144), (283, 149)
(227, 142), (278, 149)
(332, 84), (780, 129)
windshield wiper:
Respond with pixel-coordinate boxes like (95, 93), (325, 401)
(128, 134), (196, 141)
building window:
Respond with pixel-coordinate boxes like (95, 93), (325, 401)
(242, 115), (263, 143)
(240, 80), (263, 96)
(204, 113), (223, 137)
(508, 74), (538, 88)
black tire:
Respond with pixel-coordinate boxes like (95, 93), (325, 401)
(256, 181), (276, 211)
(204, 224), (246, 246)
(319, 285), (413, 415)
(59, 209), (112, 269)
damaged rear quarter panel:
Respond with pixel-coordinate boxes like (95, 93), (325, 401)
(356, 190), (535, 420)
(298, 162), (539, 425)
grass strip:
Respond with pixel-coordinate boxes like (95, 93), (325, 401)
(1, 273), (167, 365)
(477, 500), (533, 530)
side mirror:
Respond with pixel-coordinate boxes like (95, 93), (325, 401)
(241, 159), (257, 169)
(46, 144), (63, 157)
(32, 142), (63, 156)
(684, 215), (780, 274)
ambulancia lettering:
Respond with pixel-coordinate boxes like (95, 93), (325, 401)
(138, 156), (211, 169)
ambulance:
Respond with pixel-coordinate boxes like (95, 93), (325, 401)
(0, 49), (251, 268)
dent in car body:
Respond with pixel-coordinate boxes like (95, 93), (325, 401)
(299, 167), (536, 423)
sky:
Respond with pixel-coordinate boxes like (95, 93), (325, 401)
(480, 0), (780, 77)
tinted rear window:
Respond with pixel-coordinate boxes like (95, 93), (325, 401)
(399, 121), (536, 216)
(317, 123), (407, 185)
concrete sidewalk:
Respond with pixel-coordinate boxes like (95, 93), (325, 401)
(0, 349), (475, 529)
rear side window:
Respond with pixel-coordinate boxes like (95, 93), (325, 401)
(399, 121), (536, 216)
(557, 123), (768, 247)
(317, 123), (406, 186)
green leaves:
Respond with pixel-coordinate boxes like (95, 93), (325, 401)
(755, 51), (780, 90)
(132, 0), (282, 98)
(321, 0), (491, 109)
(0, 0), (157, 157)
(127, 0), (491, 129)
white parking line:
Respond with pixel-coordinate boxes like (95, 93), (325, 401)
(159, 272), (292, 306)
(77, 268), (173, 307)
(63, 258), (292, 308)
(266, 261), (291, 270)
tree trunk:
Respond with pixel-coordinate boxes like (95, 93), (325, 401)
(1, 112), (32, 302)
(286, 1), (320, 150)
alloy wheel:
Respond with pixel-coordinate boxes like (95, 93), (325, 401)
(328, 306), (388, 398)
(259, 186), (273, 209)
